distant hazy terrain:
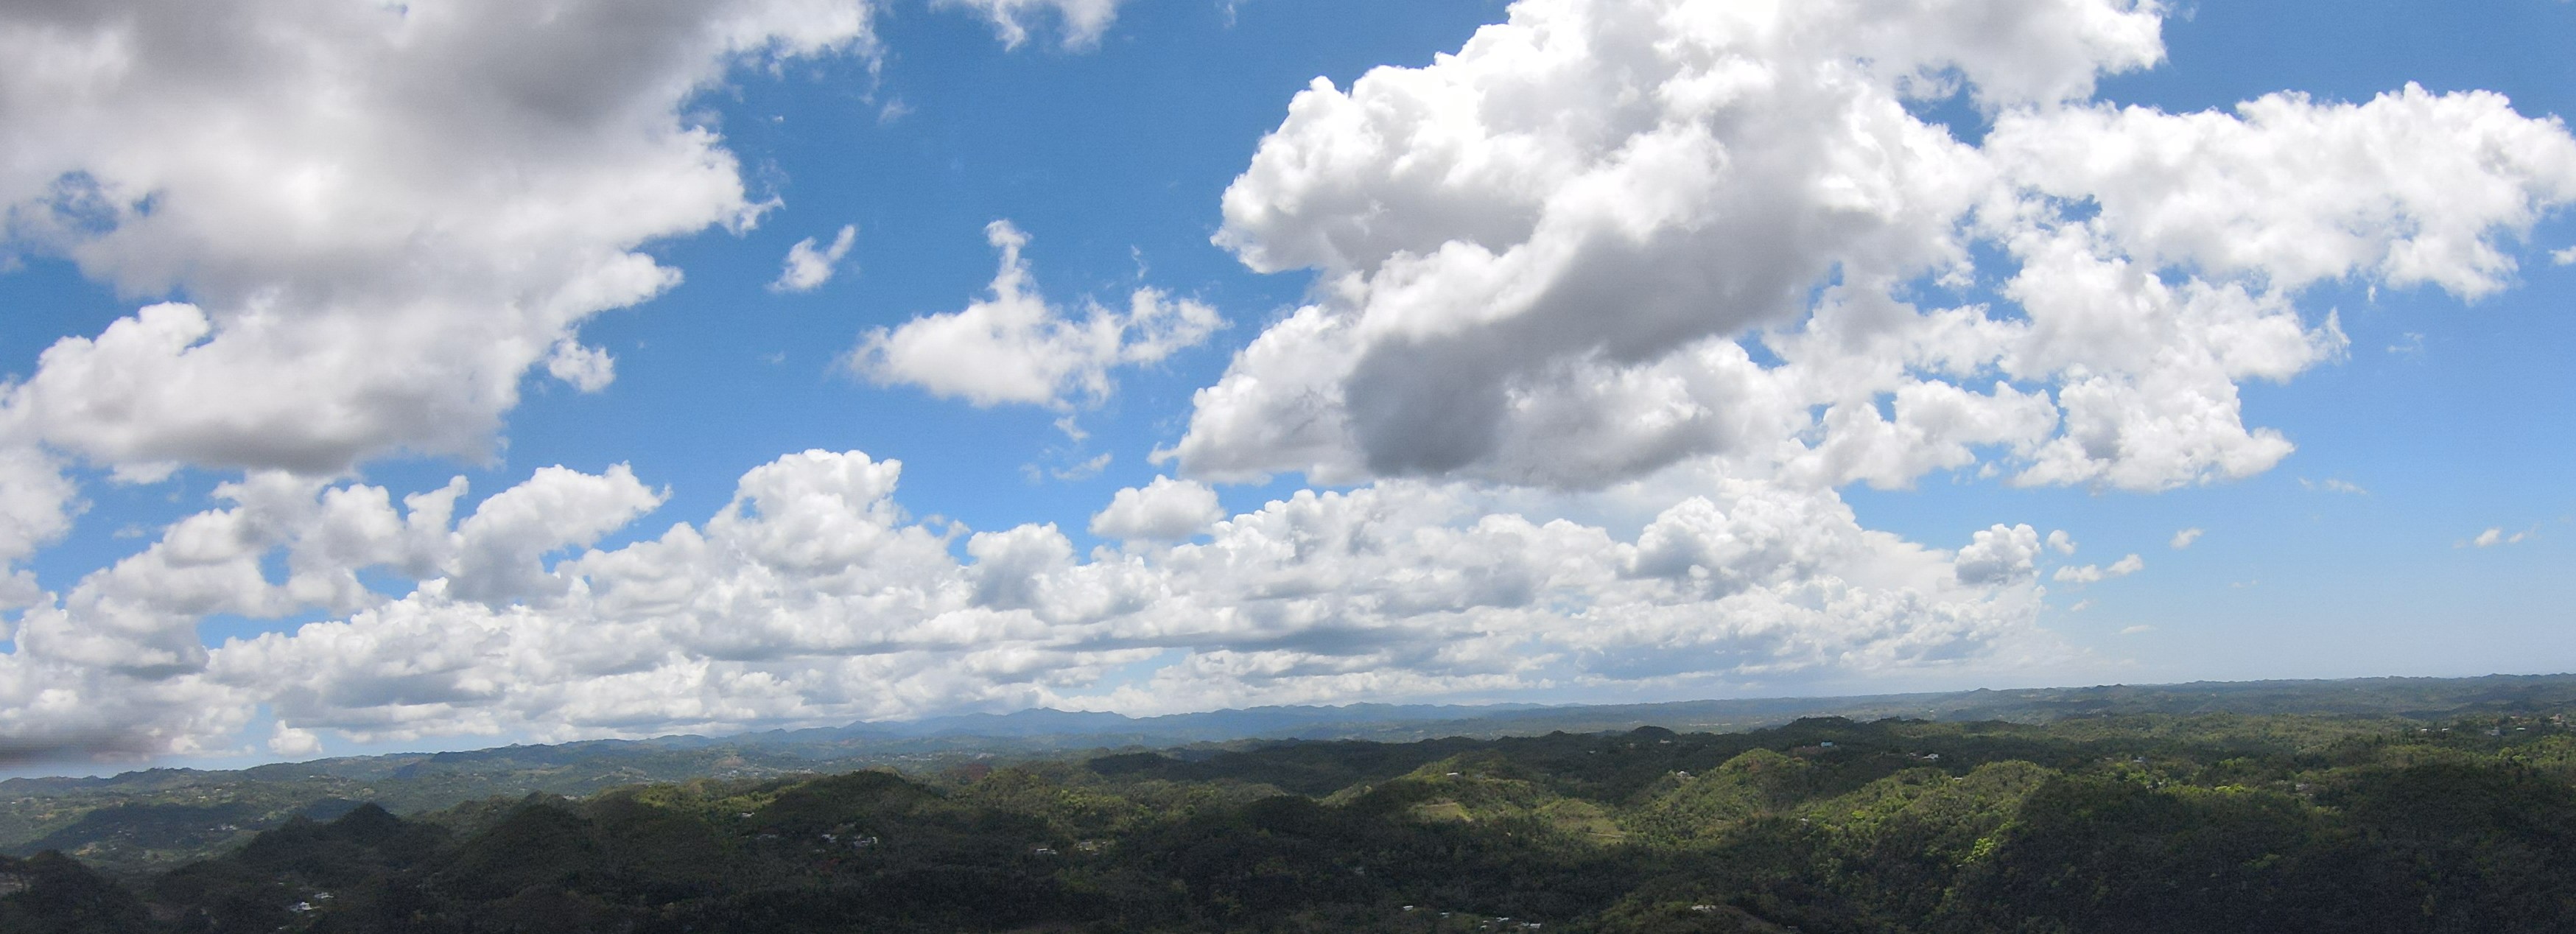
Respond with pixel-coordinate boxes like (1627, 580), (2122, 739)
(10, 673), (2576, 875)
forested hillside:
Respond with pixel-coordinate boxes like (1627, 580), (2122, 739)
(7, 711), (2575, 933)
(18, 673), (2576, 879)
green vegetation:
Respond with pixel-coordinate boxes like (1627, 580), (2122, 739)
(19, 673), (2576, 877)
(7, 708), (2576, 932)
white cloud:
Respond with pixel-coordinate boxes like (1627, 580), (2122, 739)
(771, 224), (858, 292)
(850, 221), (1221, 409)
(544, 340), (619, 394)
(0, 450), (2070, 760)
(0, 445), (77, 576)
(2301, 477), (2369, 495)
(0, 458), (667, 762)
(0, 0), (875, 478)
(939, 0), (1123, 49)
(2555, 245), (2576, 265)
(2046, 530), (2078, 555)
(1954, 524), (2042, 585)
(1090, 477), (1224, 541)
(2169, 527), (2203, 549)
(1164, 0), (2576, 494)
(2118, 624), (2152, 635)
(10, 471), (458, 684)
(1987, 84), (2576, 298)
(2052, 553), (2143, 584)
(267, 722), (321, 758)
(2467, 527), (2531, 548)
(448, 465), (667, 607)
(0, 0), (876, 606)
(0, 467), (469, 762)
(1994, 259), (2340, 490)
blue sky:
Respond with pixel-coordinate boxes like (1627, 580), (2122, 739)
(0, 0), (2570, 772)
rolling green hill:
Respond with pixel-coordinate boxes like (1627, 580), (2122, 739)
(10, 673), (2576, 879)
(9, 707), (2576, 932)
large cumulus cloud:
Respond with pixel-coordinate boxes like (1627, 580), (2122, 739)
(0, 0), (876, 547)
(1162, 0), (2576, 491)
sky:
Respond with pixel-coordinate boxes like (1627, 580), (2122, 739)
(0, 0), (2571, 773)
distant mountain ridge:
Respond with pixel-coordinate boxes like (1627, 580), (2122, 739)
(18, 673), (2576, 793)
(701, 701), (1557, 745)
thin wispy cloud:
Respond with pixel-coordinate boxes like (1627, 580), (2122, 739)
(940, 0), (1124, 49)
(2054, 554), (2146, 585)
(2464, 527), (2534, 548)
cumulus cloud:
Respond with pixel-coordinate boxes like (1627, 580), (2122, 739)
(0, 468), (452, 760)
(939, 0), (1122, 49)
(2046, 530), (2078, 555)
(0, 0), (876, 480)
(2052, 553), (2144, 584)
(850, 221), (1221, 409)
(13, 471), (454, 683)
(0, 450), (2067, 760)
(1164, 0), (2576, 494)
(448, 466), (667, 607)
(544, 340), (619, 394)
(771, 224), (858, 292)
(1988, 85), (2576, 298)
(1954, 524), (2042, 585)
(2169, 527), (2203, 549)
(2555, 245), (2576, 265)
(1090, 477), (1224, 541)
(0, 458), (680, 760)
